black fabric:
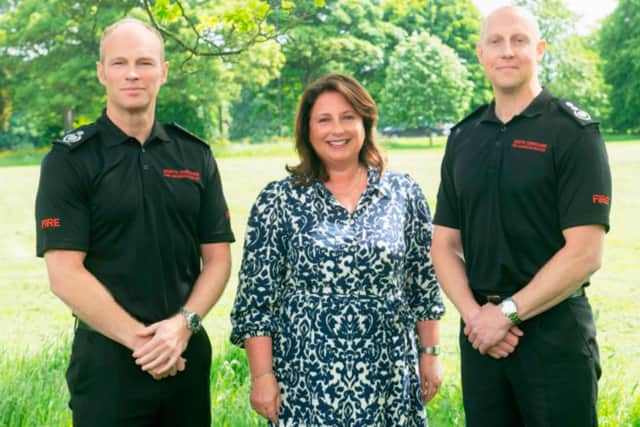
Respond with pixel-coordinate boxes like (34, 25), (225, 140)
(460, 296), (600, 427)
(67, 328), (212, 427)
(433, 88), (612, 294)
(35, 112), (235, 323)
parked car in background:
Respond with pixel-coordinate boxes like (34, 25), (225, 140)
(380, 123), (452, 137)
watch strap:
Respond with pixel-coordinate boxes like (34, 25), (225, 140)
(418, 344), (440, 356)
(501, 297), (522, 325)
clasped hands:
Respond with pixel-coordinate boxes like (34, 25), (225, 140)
(464, 303), (523, 358)
(131, 313), (192, 380)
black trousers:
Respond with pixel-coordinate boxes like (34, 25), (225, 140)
(460, 295), (601, 427)
(66, 327), (212, 427)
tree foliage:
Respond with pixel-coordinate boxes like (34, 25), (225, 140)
(384, 0), (490, 108)
(0, 0), (620, 146)
(383, 32), (472, 130)
(515, 0), (610, 124)
(0, 0), (286, 144)
(600, 0), (640, 132)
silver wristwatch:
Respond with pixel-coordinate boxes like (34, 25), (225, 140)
(180, 308), (202, 333)
(418, 344), (441, 356)
(500, 297), (522, 325)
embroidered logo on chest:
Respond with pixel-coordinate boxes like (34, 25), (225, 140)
(163, 169), (201, 182)
(512, 139), (547, 152)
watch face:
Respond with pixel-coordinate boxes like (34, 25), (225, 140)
(502, 300), (516, 314)
(190, 314), (202, 332)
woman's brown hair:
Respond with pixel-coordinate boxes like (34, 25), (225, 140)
(286, 73), (386, 184)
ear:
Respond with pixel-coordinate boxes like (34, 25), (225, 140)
(96, 61), (106, 86)
(536, 39), (546, 63)
(476, 42), (484, 65)
(160, 61), (169, 85)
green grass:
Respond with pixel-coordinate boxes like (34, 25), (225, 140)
(1, 140), (639, 426)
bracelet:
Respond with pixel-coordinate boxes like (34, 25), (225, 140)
(251, 370), (274, 382)
(418, 345), (441, 356)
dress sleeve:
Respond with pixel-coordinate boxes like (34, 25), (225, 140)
(198, 152), (235, 243)
(402, 176), (446, 322)
(230, 181), (287, 347)
(35, 149), (91, 257)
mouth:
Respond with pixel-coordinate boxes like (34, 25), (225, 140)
(327, 139), (349, 146)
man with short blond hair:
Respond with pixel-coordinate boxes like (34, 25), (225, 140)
(36, 18), (234, 426)
(432, 6), (611, 426)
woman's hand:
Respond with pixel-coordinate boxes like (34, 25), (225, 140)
(250, 372), (281, 424)
(419, 354), (443, 404)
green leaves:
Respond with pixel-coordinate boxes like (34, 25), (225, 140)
(383, 31), (472, 130)
(600, 0), (640, 131)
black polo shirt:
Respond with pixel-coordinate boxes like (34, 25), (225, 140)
(36, 112), (235, 323)
(433, 88), (611, 294)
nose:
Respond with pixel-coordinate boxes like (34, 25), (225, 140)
(330, 119), (346, 135)
(125, 66), (140, 80)
(501, 41), (514, 57)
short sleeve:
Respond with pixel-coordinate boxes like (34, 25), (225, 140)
(556, 126), (612, 232)
(403, 176), (446, 322)
(230, 181), (287, 347)
(35, 150), (91, 257)
(433, 136), (459, 229)
(198, 152), (235, 243)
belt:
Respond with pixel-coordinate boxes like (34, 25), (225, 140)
(474, 286), (586, 305)
(74, 317), (95, 332)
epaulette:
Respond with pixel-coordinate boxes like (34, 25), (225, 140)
(555, 99), (598, 126)
(166, 122), (210, 147)
(449, 104), (489, 136)
(53, 123), (97, 151)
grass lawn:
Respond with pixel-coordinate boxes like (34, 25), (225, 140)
(0, 139), (638, 425)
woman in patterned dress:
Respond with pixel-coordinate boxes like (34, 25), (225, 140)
(230, 73), (445, 426)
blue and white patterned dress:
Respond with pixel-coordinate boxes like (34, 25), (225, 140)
(230, 168), (445, 426)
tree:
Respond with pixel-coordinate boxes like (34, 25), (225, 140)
(382, 31), (472, 136)
(0, 0), (290, 142)
(229, 0), (396, 141)
(515, 0), (611, 124)
(384, 0), (490, 108)
(545, 34), (610, 124)
(600, 0), (640, 132)
(0, 68), (10, 132)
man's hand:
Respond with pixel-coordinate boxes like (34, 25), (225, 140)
(486, 326), (524, 359)
(149, 357), (187, 380)
(464, 303), (517, 354)
(419, 354), (443, 404)
(132, 314), (192, 377)
(250, 373), (281, 424)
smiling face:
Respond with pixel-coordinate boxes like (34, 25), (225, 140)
(97, 21), (168, 116)
(477, 6), (545, 95)
(308, 91), (366, 170)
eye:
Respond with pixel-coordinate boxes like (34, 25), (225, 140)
(318, 117), (330, 123)
(343, 115), (355, 121)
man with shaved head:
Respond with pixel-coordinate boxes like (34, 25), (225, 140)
(35, 18), (234, 426)
(432, 6), (611, 426)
